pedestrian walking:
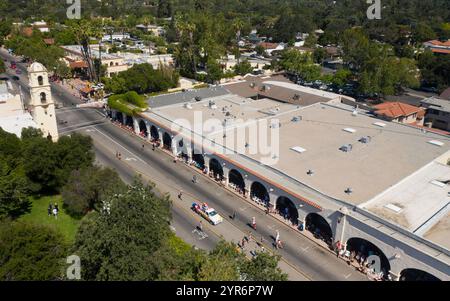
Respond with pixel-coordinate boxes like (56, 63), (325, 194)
(52, 207), (58, 219)
(178, 190), (183, 200)
(152, 143), (155, 151)
(198, 220), (203, 232)
(275, 230), (280, 245)
(277, 240), (283, 249)
(47, 203), (52, 217)
(232, 211), (236, 220)
(192, 175), (197, 183)
(54, 203), (59, 212)
(118, 152), (122, 160)
(251, 217), (256, 230)
(142, 144), (145, 151)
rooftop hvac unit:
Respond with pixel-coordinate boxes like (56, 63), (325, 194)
(184, 103), (193, 109)
(293, 94), (301, 100)
(195, 96), (202, 102)
(345, 188), (353, 194)
(359, 136), (371, 144)
(249, 82), (256, 88)
(339, 144), (353, 152)
(291, 116), (302, 122)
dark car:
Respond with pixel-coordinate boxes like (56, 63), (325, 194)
(11, 76), (20, 81)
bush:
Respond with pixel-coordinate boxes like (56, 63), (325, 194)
(108, 91), (148, 115)
(62, 166), (126, 218)
(0, 220), (67, 280)
(104, 63), (179, 94)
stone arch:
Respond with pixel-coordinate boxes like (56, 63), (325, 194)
(346, 237), (391, 276)
(177, 138), (189, 162)
(276, 196), (299, 225)
(163, 132), (172, 150)
(125, 115), (134, 128)
(250, 181), (270, 206)
(209, 158), (224, 180)
(305, 213), (333, 245)
(192, 148), (205, 170)
(150, 125), (160, 141)
(115, 111), (124, 124)
(399, 268), (441, 281)
(229, 169), (245, 193)
(138, 120), (148, 138)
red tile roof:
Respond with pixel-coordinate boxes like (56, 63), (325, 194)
(258, 42), (279, 50)
(431, 48), (450, 54)
(427, 40), (450, 47)
(69, 61), (88, 69)
(373, 102), (423, 119)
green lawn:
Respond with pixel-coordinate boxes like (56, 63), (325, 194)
(19, 196), (81, 244)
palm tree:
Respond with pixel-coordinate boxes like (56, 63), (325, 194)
(70, 20), (102, 83)
(175, 17), (197, 74)
(232, 19), (245, 64)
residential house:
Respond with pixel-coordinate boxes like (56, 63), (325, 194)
(102, 33), (131, 42)
(373, 102), (425, 125)
(61, 45), (129, 78)
(423, 40), (450, 55)
(420, 97), (450, 131)
(219, 55), (271, 73)
(32, 21), (50, 33)
(258, 42), (285, 56)
(136, 24), (166, 37)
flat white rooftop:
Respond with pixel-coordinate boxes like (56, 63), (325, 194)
(146, 95), (450, 207)
(360, 158), (450, 240)
(0, 113), (38, 137)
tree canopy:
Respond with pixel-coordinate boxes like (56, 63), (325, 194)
(0, 128), (95, 219)
(0, 220), (67, 280)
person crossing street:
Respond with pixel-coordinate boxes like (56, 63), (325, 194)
(251, 217), (256, 230)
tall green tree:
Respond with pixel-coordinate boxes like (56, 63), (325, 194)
(279, 49), (321, 81)
(241, 252), (288, 281)
(0, 129), (31, 219)
(62, 166), (126, 218)
(73, 178), (172, 280)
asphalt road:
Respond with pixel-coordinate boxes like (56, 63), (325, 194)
(0, 48), (367, 281)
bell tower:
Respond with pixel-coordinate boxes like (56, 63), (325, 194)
(28, 62), (59, 141)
